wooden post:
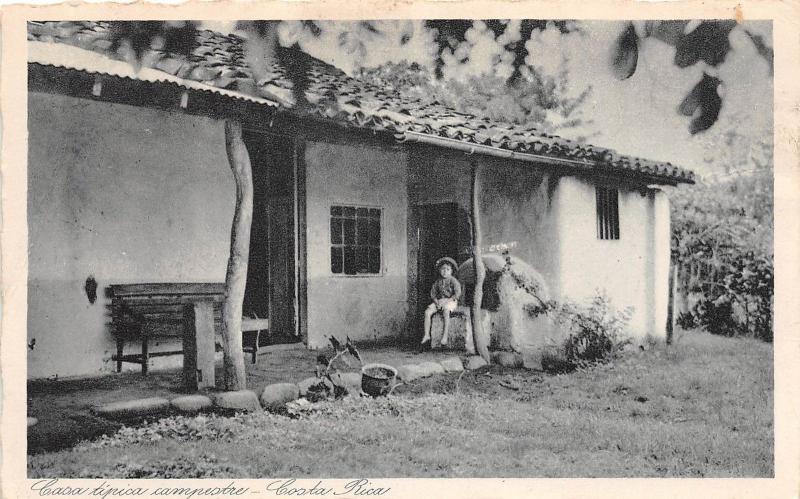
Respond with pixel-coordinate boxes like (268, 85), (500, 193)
(470, 163), (491, 362)
(666, 256), (678, 344)
(183, 300), (216, 390)
(222, 120), (253, 391)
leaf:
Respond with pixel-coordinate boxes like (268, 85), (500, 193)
(673, 21), (736, 68)
(743, 29), (774, 76)
(678, 73), (722, 134)
(611, 23), (639, 80)
(328, 336), (343, 352)
(345, 336), (361, 361)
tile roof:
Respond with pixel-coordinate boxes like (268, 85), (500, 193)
(28, 20), (695, 184)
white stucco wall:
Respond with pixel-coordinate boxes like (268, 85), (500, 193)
(28, 92), (233, 378)
(652, 189), (671, 339)
(303, 141), (409, 348)
(556, 176), (665, 339)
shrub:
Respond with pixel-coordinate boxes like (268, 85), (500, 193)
(671, 165), (773, 342)
(542, 292), (633, 373)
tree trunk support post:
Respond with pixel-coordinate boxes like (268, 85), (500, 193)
(222, 120), (253, 391)
(470, 162), (491, 362)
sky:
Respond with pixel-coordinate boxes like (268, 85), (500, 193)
(205, 20), (774, 178)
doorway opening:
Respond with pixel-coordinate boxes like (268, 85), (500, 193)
(242, 131), (303, 346)
(414, 202), (470, 335)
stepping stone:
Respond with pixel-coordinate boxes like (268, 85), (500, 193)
(416, 361), (445, 377)
(170, 394), (212, 413)
(439, 357), (464, 373)
(27, 417), (38, 427)
(465, 356), (488, 370)
(492, 351), (524, 368)
(397, 364), (424, 382)
(213, 390), (261, 412)
(92, 397), (170, 419)
(298, 376), (324, 397)
(260, 383), (300, 410)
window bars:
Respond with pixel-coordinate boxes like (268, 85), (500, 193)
(596, 186), (620, 240)
(330, 205), (382, 275)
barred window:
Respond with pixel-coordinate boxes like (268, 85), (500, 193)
(330, 206), (382, 275)
(596, 187), (620, 240)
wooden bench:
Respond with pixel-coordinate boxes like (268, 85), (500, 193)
(110, 283), (269, 374)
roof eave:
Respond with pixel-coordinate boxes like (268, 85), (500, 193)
(399, 130), (694, 186)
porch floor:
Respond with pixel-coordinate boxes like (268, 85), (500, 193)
(27, 341), (469, 454)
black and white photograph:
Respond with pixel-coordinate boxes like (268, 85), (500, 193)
(3, 3), (795, 492)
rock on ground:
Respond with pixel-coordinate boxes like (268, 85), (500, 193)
(27, 417), (38, 427)
(213, 390), (261, 412)
(492, 351), (524, 368)
(260, 383), (300, 410)
(416, 361), (445, 377)
(464, 355), (488, 370)
(397, 364), (424, 382)
(170, 394), (212, 413)
(92, 397), (170, 419)
(297, 376), (324, 397)
(438, 357), (464, 373)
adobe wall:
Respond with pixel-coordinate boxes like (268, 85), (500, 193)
(556, 176), (666, 339)
(28, 92), (234, 378)
(303, 141), (409, 348)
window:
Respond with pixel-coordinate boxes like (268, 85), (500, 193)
(596, 186), (620, 240)
(330, 205), (382, 275)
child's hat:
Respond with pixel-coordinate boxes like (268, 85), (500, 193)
(435, 257), (458, 271)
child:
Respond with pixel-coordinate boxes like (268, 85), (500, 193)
(421, 257), (462, 347)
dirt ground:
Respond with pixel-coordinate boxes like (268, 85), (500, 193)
(27, 341), (478, 454)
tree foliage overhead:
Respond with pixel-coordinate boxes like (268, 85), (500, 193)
(610, 20), (773, 134)
(357, 60), (593, 136)
(106, 19), (773, 136)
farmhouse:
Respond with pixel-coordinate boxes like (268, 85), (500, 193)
(26, 21), (694, 379)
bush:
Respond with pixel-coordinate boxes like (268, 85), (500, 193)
(671, 165), (773, 342)
(542, 293), (633, 373)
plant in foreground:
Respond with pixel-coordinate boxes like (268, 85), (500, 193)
(306, 336), (363, 402)
(540, 292), (633, 373)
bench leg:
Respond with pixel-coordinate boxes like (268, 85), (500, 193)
(141, 337), (149, 376)
(116, 337), (124, 373)
(251, 330), (259, 364)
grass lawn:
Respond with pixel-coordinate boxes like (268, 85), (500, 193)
(28, 330), (773, 478)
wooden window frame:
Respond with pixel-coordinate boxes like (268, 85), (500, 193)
(596, 186), (620, 240)
(329, 204), (383, 276)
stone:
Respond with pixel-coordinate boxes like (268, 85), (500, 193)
(397, 364), (424, 382)
(170, 394), (212, 413)
(492, 351), (524, 368)
(464, 355), (488, 370)
(260, 383), (300, 410)
(429, 306), (473, 351)
(27, 417), (38, 427)
(416, 361), (445, 377)
(438, 357), (464, 373)
(329, 372), (362, 395)
(298, 376), (324, 397)
(212, 390), (261, 412)
(92, 397), (170, 419)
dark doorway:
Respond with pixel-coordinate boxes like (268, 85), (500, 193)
(243, 131), (301, 346)
(415, 202), (470, 334)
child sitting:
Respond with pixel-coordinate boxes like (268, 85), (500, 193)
(421, 257), (462, 347)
